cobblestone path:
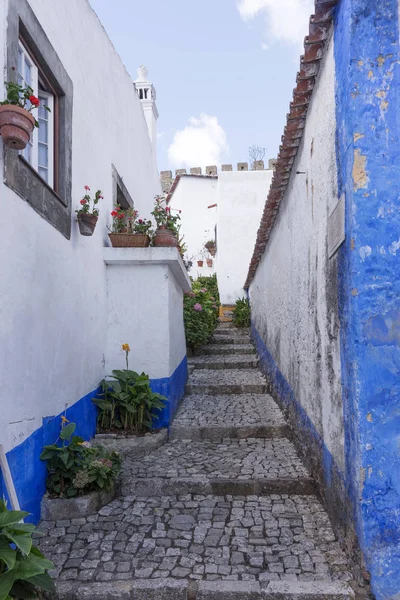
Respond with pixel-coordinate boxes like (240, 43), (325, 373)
(39, 324), (357, 599)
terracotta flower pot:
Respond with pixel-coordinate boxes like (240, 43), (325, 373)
(108, 233), (150, 248)
(153, 225), (178, 247)
(205, 243), (216, 257)
(0, 105), (35, 150)
(77, 213), (98, 236)
(206, 258), (213, 267)
(197, 260), (204, 267)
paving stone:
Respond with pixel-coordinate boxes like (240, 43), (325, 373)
(40, 326), (358, 597)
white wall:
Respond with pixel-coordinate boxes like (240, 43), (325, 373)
(168, 176), (218, 278)
(0, 0), (160, 453)
(217, 169), (272, 305)
(104, 249), (190, 379)
(249, 37), (344, 471)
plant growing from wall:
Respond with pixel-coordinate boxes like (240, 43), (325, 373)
(232, 297), (251, 328)
(40, 418), (121, 498)
(204, 239), (216, 257)
(184, 282), (219, 349)
(93, 344), (166, 434)
(0, 500), (55, 600)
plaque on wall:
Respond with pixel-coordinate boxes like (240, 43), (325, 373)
(328, 194), (345, 258)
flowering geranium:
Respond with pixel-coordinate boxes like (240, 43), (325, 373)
(75, 187), (103, 217)
(151, 195), (181, 236)
(134, 217), (153, 235)
(1, 70), (51, 128)
(109, 205), (139, 233)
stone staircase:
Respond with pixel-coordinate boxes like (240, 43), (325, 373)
(40, 323), (357, 599)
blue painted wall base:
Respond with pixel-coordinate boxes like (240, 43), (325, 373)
(0, 356), (188, 524)
(251, 322), (356, 547)
(0, 387), (99, 524)
(150, 356), (188, 429)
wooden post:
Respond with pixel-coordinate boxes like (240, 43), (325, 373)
(0, 444), (20, 510)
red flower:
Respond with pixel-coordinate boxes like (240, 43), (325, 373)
(138, 219), (143, 224)
(29, 95), (40, 107)
(179, 210), (182, 214)
(118, 213), (125, 219)
(80, 199), (86, 205)
(84, 185), (90, 191)
(111, 210), (118, 217)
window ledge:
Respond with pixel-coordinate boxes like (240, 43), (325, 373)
(103, 246), (192, 292)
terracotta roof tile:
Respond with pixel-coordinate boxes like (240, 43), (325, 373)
(244, 0), (338, 290)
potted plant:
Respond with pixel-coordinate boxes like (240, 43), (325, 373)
(205, 239), (216, 257)
(197, 259), (204, 267)
(75, 186), (103, 236)
(91, 344), (168, 456)
(108, 205), (152, 247)
(40, 417), (121, 520)
(151, 195), (181, 247)
(0, 500), (55, 598)
(0, 70), (50, 150)
(206, 257), (213, 267)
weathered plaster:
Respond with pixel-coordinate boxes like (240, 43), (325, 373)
(334, 0), (400, 596)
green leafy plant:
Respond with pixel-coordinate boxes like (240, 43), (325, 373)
(184, 281), (219, 349)
(0, 500), (55, 600)
(94, 346), (166, 434)
(151, 195), (181, 235)
(233, 297), (251, 328)
(40, 419), (121, 498)
(75, 186), (103, 217)
(196, 274), (220, 309)
(1, 68), (51, 128)
(110, 204), (138, 233)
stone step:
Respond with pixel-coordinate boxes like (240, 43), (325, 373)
(214, 328), (250, 336)
(55, 579), (356, 599)
(119, 438), (314, 497)
(209, 336), (250, 346)
(189, 355), (259, 370)
(170, 394), (289, 442)
(198, 344), (256, 356)
(41, 494), (354, 599)
(186, 369), (267, 395)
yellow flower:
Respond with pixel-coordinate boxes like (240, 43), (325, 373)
(122, 343), (130, 352)
(61, 415), (69, 424)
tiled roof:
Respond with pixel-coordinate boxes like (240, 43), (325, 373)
(166, 174), (218, 204)
(244, 0), (338, 290)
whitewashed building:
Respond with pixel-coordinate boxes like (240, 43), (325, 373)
(164, 162), (273, 305)
(0, 0), (189, 522)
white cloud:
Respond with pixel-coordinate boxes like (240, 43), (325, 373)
(237, 0), (314, 48)
(168, 114), (229, 169)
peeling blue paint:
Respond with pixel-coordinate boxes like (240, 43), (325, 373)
(334, 0), (400, 596)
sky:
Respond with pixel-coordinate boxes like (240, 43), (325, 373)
(89, 0), (314, 172)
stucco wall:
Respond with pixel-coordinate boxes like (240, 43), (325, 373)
(168, 176), (218, 278)
(249, 37), (344, 471)
(218, 170), (272, 305)
(0, 0), (159, 459)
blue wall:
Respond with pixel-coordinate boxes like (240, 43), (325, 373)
(150, 356), (188, 429)
(0, 358), (187, 524)
(0, 388), (99, 524)
(334, 1), (400, 596)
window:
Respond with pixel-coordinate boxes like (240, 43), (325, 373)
(18, 41), (55, 186)
(5, 0), (73, 238)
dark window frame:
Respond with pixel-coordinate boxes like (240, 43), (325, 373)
(4, 0), (73, 238)
(112, 164), (134, 210)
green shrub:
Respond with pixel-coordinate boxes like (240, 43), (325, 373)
(233, 297), (251, 328)
(196, 274), (220, 308)
(93, 370), (166, 434)
(0, 500), (55, 600)
(184, 283), (219, 349)
(40, 420), (121, 498)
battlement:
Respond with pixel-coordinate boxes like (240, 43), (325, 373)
(160, 159), (275, 193)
